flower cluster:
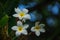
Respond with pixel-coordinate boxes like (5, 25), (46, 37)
(11, 4), (45, 37)
(47, 2), (59, 26)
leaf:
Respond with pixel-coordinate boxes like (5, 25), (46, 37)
(0, 15), (9, 27)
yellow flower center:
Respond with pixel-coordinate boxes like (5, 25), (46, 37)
(18, 27), (23, 32)
(19, 12), (25, 17)
(34, 26), (40, 30)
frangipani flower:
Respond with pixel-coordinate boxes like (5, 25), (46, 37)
(13, 8), (31, 21)
(31, 22), (45, 36)
(11, 21), (29, 36)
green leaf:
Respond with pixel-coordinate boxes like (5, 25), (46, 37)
(0, 15), (9, 27)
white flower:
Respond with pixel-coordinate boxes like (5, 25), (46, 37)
(11, 21), (29, 36)
(31, 22), (45, 36)
(13, 8), (31, 21)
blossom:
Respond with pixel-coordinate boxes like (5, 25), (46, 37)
(13, 8), (31, 21)
(29, 13), (36, 22)
(27, 2), (37, 8)
(46, 17), (56, 26)
(47, 5), (52, 11)
(31, 22), (45, 36)
(47, 2), (59, 15)
(18, 4), (27, 10)
(11, 21), (29, 36)
(18, 2), (37, 9)
(29, 11), (42, 22)
(51, 4), (59, 15)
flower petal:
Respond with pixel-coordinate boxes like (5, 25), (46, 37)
(46, 17), (56, 26)
(29, 13), (36, 22)
(13, 14), (19, 17)
(22, 19), (26, 22)
(39, 24), (45, 27)
(47, 5), (52, 11)
(31, 27), (35, 32)
(22, 30), (28, 35)
(22, 8), (28, 14)
(40, 28), (45, 32)
(23, 14), (31, 19)
(17, 21), (23, 26)
(51, 5), (59, 15)
(23, 24), (29, 29)
(11, 26), (18, 30)
(15, 31), (21, 36)
(35, 31), (40, 36)
(18, 4), (26, 10)
(15, 8), (21, 13)
(19, 17), (23, 20)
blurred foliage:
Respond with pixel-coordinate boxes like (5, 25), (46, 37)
(0, 15), (9, 27)
(0, 0), (60, 40)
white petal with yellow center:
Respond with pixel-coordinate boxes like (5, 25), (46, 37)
(19, 12), (25, 17)
(13, 8), (30, 21)
(17, 27), (23, 32)
(31, 22), (45, 36)
(11, 21), (29, 36)
(34, 26), (40, 31)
